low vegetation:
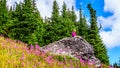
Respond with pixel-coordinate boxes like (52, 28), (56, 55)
(0, 36), (111, 68)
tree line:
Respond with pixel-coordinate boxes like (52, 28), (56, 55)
(0, 0), (109, 65)
(113, 57), (120, 68)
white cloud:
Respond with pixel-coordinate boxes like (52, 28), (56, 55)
(36, 0), (77, 19)
(7, 0), (23, 8)
(98, 0), (120, 48)
(7, 0), (78, 19)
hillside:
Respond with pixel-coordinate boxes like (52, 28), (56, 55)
(0, 36), (110, 68)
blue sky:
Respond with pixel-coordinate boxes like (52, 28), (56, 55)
(7, 0), (120, 65)
(75, 0), (120, 65)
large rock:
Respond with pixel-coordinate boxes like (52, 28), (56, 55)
(42, 36), (101, 67)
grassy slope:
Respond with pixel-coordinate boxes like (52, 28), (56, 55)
(0, 36), (109, 68)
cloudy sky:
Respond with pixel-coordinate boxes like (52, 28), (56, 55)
(7, 0), (120, 65)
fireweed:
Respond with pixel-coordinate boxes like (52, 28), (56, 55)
(0, 36), (110, 68)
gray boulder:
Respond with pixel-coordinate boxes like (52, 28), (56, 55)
(42, 36), (101, 67)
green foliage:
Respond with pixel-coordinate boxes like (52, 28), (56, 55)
(71, 6), (77, 23)
(113, 62), (120, 68)
(0, 0), (8, 34)
(113, 57), (120, 68)
(42, 0), (61, 45)
(87, 3), (109, 65)
(3, 0), (44, 46)
(78, 7), (89, 38)
(61, 2), (67, 18)
(0, 0), (110, 65)
(43, 1), (76, 45)
(53, 55), (77, 62)
(51, 0), (59, 23)
(53, 55), (65, 62)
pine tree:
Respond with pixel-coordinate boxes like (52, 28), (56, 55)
(0, 0), (8, 34)
(3, 6), (15, 37)
(28, 0), (44, 46)
(43, 1), (76, 45)
(51, 0), (59, 23)
(60, 2), (76, 37)
(119, 57), (120, 66)
(76, 6), (88, 39)
(71, 6), (77, 23)
(43, 0), (60, 45)
(61, 2), (67, 18)
(87, 3), (109, 65)
(8, 0), (44, 46)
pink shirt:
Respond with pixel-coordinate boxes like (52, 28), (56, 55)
(72, 31), (76, 37)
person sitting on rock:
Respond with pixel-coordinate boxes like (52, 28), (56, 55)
(72, 29), (77, 37)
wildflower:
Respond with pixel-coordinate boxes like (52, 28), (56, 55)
(70, 66), (74, 68)
(70, 59), (73, 64)
(63, 66), (67, 68)
(30, 45), (34, 53)
(92, 61), (95, 64)
(80, 58), (85, 66)
(45, 56), (53, 64)
(21, 62), (25, 67)
(35, 49), (40, 56)
(20, 54), (25, 61)
(88, 60), (92, 65)
(33, 65), (37, 68)
(100, 64), (102, 68)
(80, 58), (85, 63)
(37, 62), (41, 65)
(35, 45), (40, 50)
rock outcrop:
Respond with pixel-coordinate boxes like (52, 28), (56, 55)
(42, 36), (101, 67)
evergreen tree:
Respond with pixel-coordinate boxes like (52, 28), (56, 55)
(28, 0), (44, 46)
(66, 6), (77, 23)
(3, 6), (14, 37)
(113, 57), (120, 68)
(43, 0), (60, 45)
(119, 57), (120, 66)
(77, 6), (88, 38)
(43, 1), (76, 45)
(8, 0), (44, 46)
(61, 2), (67, 18)
(60, 2), (76, 37)
(113, 62), (120, 68)
(87, 3), (109, 65)
(51, 0), (59, 23)
(71, 6), (77, 23)
(0, 0), (8, 34)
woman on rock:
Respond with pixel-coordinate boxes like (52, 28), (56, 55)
(71, 29), (77, 37)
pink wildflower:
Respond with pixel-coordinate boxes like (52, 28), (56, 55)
(63, 66), (67, 68)
(80, 58), (85, 63)
(80, 58), (85, 66)
(100, 64), (102, 68)
(37, 62), (41, 65)
(21, 62), (24, 67)
(35, 49), (40, 56)
(30, 45), (34, 53)
(70, 66), (74, 68)
(45, 56), (53, 64)
(70, 59), (73, 64)
(35, 45), (40, 50)
(20, 54), (25, 61)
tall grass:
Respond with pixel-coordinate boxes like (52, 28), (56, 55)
(0, 36), (111, 68)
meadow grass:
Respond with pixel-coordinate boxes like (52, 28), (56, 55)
(0, 36), (110, 68)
